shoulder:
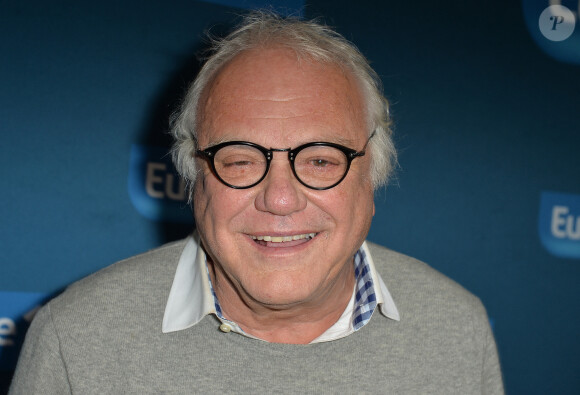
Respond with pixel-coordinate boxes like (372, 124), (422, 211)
(46, 238), (189, 325)
(69, 238), (187, 288)
(363, 242), (503, 392)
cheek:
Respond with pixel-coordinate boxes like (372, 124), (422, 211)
(310, 181), (374, 228)
(192, 175), (211, 215)
(331, 179), (374, 232)
(193, 175), (255, 232)
(192, 179), (211, 237)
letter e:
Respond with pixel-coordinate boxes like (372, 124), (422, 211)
(146, 162), (166, 199)
(551, 206), (568, 238)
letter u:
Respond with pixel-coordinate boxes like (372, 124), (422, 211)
(566, 216), (580, 240)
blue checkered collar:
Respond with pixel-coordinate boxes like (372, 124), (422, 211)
(162, 234), (400, 339)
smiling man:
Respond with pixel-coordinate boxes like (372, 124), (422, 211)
(11, 12), (503, 394)
(189, 46), (376, 344)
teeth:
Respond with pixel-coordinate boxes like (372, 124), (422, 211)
(251, 233), (316, 243)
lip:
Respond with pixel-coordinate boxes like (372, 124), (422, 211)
(250, 233), (316, 242)
(246, 232), (319, 249)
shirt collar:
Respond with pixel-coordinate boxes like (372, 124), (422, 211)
(162, 234), (399, 335)
(162, 233), (214, 333)
(361, 241), (400, 322)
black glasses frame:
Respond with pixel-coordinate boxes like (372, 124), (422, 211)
(196, 131), (375, 190)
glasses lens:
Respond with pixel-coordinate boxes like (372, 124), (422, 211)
(294, 145), (349, 188)
(213, 144), (267, 188)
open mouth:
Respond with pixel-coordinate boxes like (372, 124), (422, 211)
(250, 233), (317, 247)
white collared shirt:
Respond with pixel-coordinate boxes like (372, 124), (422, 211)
(162, 234), (399, 343)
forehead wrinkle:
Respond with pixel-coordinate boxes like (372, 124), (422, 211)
(248, 114), (310, 120)
(248, 95), (311, 102)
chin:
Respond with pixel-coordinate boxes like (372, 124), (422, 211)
(245, 275), (318, 307)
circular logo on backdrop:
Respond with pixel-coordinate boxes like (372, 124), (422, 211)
(523, 0), (580, 64)
(538, 5), (576, 41)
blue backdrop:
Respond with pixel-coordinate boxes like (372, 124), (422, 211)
(1, 1), (579, 393)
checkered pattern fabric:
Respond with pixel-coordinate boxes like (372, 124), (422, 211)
(206, 268), (224, 319)
(352, 248), (377, 330)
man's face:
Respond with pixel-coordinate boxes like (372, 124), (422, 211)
(193, 47), (375, 309)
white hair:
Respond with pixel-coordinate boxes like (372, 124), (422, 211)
(170, 11), (396, 193)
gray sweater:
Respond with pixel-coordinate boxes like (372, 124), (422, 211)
(10, 239), (503, 394)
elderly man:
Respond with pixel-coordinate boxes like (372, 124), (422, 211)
(10, 12), (503, 394)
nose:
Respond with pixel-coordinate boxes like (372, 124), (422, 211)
(254, 156), (307, 216)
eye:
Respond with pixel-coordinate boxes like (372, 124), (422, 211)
(214, 145), (265, 170)
(311, 158), (331, 167)
(221, 157), (256, 168)
(299, 154), (342, 170)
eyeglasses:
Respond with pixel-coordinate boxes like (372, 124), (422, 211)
(196, 131), (375, 190)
